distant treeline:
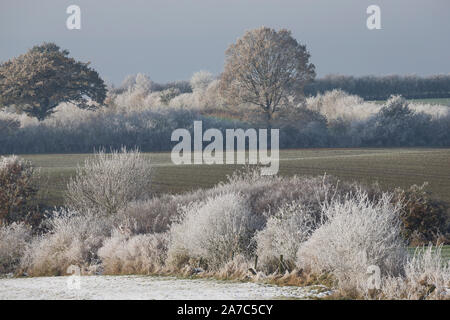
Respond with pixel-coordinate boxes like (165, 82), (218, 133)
(112, 74), (450, 101)
(304, 75), (450, 100)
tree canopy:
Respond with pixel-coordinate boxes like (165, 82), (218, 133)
(0, 43), (106, 120)
(219, 27), (315, 123)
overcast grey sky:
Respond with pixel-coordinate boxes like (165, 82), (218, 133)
(1, 0), (449, 85)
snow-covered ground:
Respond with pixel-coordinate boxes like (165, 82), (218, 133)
(0, 275), (331, 300)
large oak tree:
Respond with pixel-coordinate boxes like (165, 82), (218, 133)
(0, 43), (106, 120)
(220, 27), (315, 125)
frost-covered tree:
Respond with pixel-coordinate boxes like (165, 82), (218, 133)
(219, 27), (315, 124)
(0, 43), (106, 120)
(190, 71), (214, 92)
(159, 87), (181, 105)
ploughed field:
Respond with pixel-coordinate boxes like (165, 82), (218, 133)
(19, 148), (450, 207)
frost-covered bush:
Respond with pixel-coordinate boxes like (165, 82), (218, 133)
(120, 170), (360, 244)
(0, 155), (38, 224)
(255, 201), (319, 272)
(98, 231), (168, 274)
(394, 184), (449, 245)
(0, 223), (31, 274)
(213, 169), (352, 220)
(66, 148), (152, 216)
(116, 195), (181, 234)
(0, 106), (244, 154)
(167, 193), (259, 270)
(159, 87), (181, 105)
(296, 191), (407, 292)
(165, 172), (362, 272)
(190, 71), (214, 92)
(410, 102), (449, 119)
(0, 112), (20, 148)
(381, 245), (450, 300)
(304, 91), (450, 148)
(21, 210), (113, 276)
(362, 95), (433, 146)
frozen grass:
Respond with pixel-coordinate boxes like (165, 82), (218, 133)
(98, 231), (168, 275)
(0, 223), (31, 274)
(381, 245), (450, 300)
(20, 211), (113, 276)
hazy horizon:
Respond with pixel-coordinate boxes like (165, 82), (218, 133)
(1, 0), (449, 85)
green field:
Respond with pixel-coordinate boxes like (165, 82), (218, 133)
(20, 148), (450, 207)
(408, 245), (450, 263)
(371, 98), (450, 106)
(441, 245), (450, 262)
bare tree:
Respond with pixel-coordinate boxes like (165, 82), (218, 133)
(219, 27), (315, 124)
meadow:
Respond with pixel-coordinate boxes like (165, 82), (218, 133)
(372, 98), (450, 106)
(24, 148), (450, 207)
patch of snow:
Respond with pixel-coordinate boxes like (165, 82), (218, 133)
(0, 275), (332, 300)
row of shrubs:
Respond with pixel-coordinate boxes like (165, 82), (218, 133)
(0, 150), (449, 299)
(1, 82), (450, 154)
(0, 93), (450, 154)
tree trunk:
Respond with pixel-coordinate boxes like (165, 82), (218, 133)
(266, 108), (272, 149)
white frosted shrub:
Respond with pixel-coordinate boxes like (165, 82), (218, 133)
(45, 103), (98, 128)
(113, 88), (159, 111)
(190, 71), (214, 92)
(66, 148), (152, 215)
(133, 73), (153, 93)
(216, 169), (346, 220)
(381, 245), (450, 300)
(111, 73), (155, 111)
(255, 201), (318, 272)
(21, 210), (113, 276)
(98, 231), (168, 274)
(168, 92), (197, 108)
(296, 191), (407, 291)
(167, 193), (258, 270)
(306, 90), (449, 123)
(0, 223), (31, 274)
(0, 110), (38, 127)
(306, 90), (381, 122)
(117, 170), (347, 238)
(409, 102), (449, 119)
(116, 195), (180, 234)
